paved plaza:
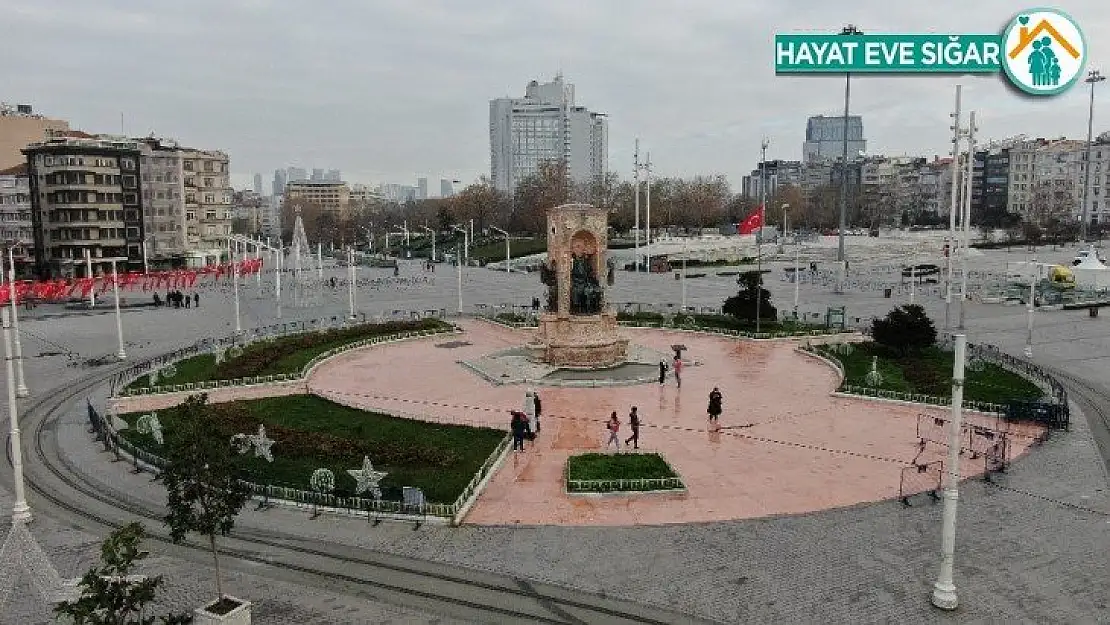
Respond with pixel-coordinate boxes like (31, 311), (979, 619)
(1, 238), (1110, 623)
(311, 321), (1044, 526)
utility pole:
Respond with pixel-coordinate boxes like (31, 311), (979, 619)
(931, 333), (967, 610)
(757, 138), (769, 334)
(958, 111), (977, 331)
(634, 138), (641, 272)
(1082, 70), (1106, 242)
(944, 85), (963, 334)
(837, 24), (865, 294)
(645, 151), (652, 274)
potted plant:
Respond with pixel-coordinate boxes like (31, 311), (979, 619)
(54, 522), (191, 624)
(161, 394), (252, 624)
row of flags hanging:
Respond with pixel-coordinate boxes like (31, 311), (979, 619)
(0, 257), (264, 305)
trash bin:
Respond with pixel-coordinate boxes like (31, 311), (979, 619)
(1091, 307), (1099, 318)
(884, 288), (892, 298)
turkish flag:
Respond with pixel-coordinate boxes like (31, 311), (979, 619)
(737, 205), (764, 235)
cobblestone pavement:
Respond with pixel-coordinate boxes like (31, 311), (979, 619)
(3, 243), (1110, 623)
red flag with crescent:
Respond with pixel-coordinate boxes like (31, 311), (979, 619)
(737, 205), (764, 235)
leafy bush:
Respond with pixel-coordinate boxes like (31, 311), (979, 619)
(494, 312), (529, 324)
(871, 304), (936, 355)
(722, 270), (777, 322)
(616, 311), (666, 323)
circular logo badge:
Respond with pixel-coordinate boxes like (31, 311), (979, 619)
(1001, 8), (1087, 96)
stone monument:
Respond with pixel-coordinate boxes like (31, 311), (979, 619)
(529, 203), (628, 368)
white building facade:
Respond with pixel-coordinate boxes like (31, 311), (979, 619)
(489, 74), (608, 193)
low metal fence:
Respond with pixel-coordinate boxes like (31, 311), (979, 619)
(566, 477), (685, 493)
(898, 461), (942, 506)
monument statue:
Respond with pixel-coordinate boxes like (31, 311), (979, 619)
(540, 260), (558, 313)
(570, 253), (602, 315)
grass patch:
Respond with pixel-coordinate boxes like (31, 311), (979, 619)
(818, 342), (1044, 405)
(565, 452), (683, 493)
(616, 311), (823, 334)
(471, 237), (548, 263)
(120, 394), (505, 504)
(493, 312), (531, 324)
(128, 318), (450, 389)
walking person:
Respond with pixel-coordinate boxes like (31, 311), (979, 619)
(605, 411), (621, 450)
(532, 390), (542, 434)
(625, 406), (641, 450)
(510, 411), (528, 452)
(673, 354), (683, 388)
(658, 360), (668, 385)
(193, 292), (199, 308)
(707, 387), (723, 430)
(523, 391), (537, 442)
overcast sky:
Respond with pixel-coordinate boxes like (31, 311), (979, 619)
(3, 0), (1108, 191)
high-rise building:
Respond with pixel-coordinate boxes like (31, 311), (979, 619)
(440, 178), (455, 197)
(273, 168), (287, 196)
(0, 163), (34, 275)
(23, 134), (146, 277)
(253, 173), (262, 195)
(803, 115), (866, 163)
(181, 148), (233, 266)
(287, 167), (307, 183)
(324, 169), (341, 182)
(0, 103), (69, 171)
(311, 168), (324, 182)
(136, 137), (185, 266)
(489, 73), (608, 193)
(417, 177), (428, 200)
(285, 180), (351, 214)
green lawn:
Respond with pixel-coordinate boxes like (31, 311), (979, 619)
(128, 318), (450, 389)
(471, 237), (548, 263)
(565, 452), (682, 492)
(819, 342), (1044, 405)
(120, 394), (505, 504)
(615, 311), (820, 334)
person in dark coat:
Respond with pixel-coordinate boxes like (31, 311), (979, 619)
(193, 292), (199, 308)
(510, 411), (528, 451)
(625, 406), (641, 450)
(707, 387), (723, 430)
(658, 360), (668, 385)
(532, 391), (542, 433)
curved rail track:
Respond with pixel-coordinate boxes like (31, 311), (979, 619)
(15, 366), (716, 625)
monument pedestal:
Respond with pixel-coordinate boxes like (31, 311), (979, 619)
(529, 311), (629, 369)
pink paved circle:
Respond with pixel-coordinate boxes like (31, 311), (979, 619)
(307, 320), (1044, 526)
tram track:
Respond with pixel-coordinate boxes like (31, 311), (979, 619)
(16, 366), (715, 625)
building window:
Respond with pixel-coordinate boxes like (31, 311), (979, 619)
(206, 225), (216, 236)
(203, 177), (213, 187)
(121, 175), (137, 189)
(120, 158), (135, 170)
(204, 161), (214, 172)
(186, 211), (196, 221)
(183, 161), (193, 171)
(206, 211), (216, 220)
(204, 194), (214, 204)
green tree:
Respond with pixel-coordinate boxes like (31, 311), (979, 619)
(54, 523), (190, 625)
(161, 394), (251, 606)
(871, 304), (937, 355)
(723, 270), (776, 322)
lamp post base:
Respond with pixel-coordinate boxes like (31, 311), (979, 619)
(1023, 345), (1033, 359)
(930, 582), (958, 610)
(116, 349), (127, 361)
(16, 385), (28, 398)
(12, 503), (32, 523)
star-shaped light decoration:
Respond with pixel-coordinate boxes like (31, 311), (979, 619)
(135, 412), (164, 445)
(231, 424), (275, 462)
(213, 346), (226, 365)
(309, 468), (335, 493)
(148, 368), (160, 386)
(227, 345), (244, 360)
(161, 363), (178, 379)
(347, 455), (388, 500)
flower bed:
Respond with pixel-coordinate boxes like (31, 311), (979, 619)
(565, 452), (684, 493)
(125, 319), (452, 392)
(118, 394), (506, 506)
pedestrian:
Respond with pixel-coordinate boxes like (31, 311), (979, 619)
(532, 390), (542, 434)
(673, 354), (683, 388)
(193, 292), (199, 308)
(658, 360), (668, 385)
(523, 390), (537, 440)
(184, 293), (191, 309)
(510, 411), (528, 451)
(707, 387), (723, 430)
(606, 411), (621, 450)
(625, 406), (641, 450)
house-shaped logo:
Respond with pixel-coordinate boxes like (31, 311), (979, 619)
(1001, 8), (1086, 95)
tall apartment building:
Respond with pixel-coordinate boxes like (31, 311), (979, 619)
(311, 168), (324, 182)
(285, 180), (350, 214)
(803, 115), (866, 163)
(325, 169), (341, 182)
(416, 177), (428, 200)
(1006, 138), (1085, 222)
(253, 173), (263, 195)
(0, 163), (34, 275)
(287, 167), (307, 183)
(440, 178), (455, 198)
(137, 137), (185, 266)
(273, 168), (288, 197)
(489, 74), (608, 193)
(741, 160), (805, 200)
(377, 183), (416, 203)
(0, 103), (69, 171)
(23, 135), (145, 278)
(182, 149), (233, 265)
(970, 146), (1011, 226)
(349, 183), (381, 208)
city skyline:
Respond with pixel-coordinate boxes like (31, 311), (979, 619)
(5, 0), (1108, 191)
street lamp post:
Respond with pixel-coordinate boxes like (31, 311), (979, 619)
(7, 249), (28, 397)
(1025, 259), (1037, 358)
(110, 259), (125, 360)
(489, 226), (510, 273)
(85, 248), (95, 307)
(945, 85), (964, 333)
(3, 307), (30, 522)
(232, 249), (242, 335)
(1082, 70), (1106, 243)
(958, 111), (977, 331)
(681, 238), (688, 311)
(275, 245), (283, 320)
(634, 138), (641, 271)
(756, 138), (769, 335)
(644, 152), (653, 273)
(347, 247), (356, 320)
(419, 226), (435, 263)
(451, 225), (468, 313)
(931, 333), (968, 610)
(836, 24), (865, 293)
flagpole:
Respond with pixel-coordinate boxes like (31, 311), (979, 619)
(757, 138), (769, 335)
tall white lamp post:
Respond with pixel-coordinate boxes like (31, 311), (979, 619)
(945, 85), (963, 332)
(1025, 259), (1036, 358)
(110, 259), (125, 360)
(643, 152), (653, 272)
(489, 226), (510, 273)
(932, 333), (967, 610)
(84, 249), (96, 308)
(419, 226), (436, 263)
(451, 225), (468, 314)
(232, 250), (242, 335)
(275, 246), (283, 320)
(634, 138), (641, 271)
(958, 111), (977, 331)
(3, 308), (31, 522)
(680, 238), (688, 311)
(7, 249), (28, 397)
(793, 240), (801, 317)
(347, 247), (357, 320)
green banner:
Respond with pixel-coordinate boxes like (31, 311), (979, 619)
(775, 34), (1003, 73)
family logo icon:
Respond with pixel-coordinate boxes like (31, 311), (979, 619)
(1001, 8), (1086, 95)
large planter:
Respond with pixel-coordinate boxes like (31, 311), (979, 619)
(193, 596), (251, 625)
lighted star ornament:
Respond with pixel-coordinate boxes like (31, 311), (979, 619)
(347, 455), (387, 499)
(231, 424), (275, 462)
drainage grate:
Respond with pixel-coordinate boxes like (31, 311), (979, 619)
(435, 341), (472, 349)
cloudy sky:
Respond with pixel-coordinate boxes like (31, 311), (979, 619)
(3, 0), (1107, 191)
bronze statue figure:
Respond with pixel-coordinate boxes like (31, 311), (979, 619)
(570, 253), (602, 315)
(540, 259), (558, 313)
